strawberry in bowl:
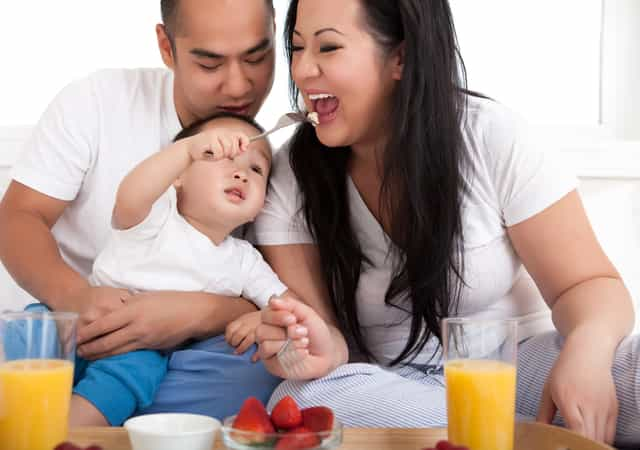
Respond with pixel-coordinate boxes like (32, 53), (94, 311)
(422, 440), (470, 450)
(222, 396), (342, 449)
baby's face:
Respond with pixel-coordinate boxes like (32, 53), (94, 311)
(178, 118), (273, 229)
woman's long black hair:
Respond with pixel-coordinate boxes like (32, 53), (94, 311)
(285, 0), (470, 365)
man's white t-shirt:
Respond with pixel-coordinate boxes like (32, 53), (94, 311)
(90, 188), (287, 308)
(254, 96), (578, 365)
(12, 68), (182, 285)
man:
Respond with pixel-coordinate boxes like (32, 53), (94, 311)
(0, 0), (279, 424)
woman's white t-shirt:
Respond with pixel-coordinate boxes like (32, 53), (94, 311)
(254, 96), (577, 365)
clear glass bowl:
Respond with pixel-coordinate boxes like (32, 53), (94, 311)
(220, 415), (343, 450)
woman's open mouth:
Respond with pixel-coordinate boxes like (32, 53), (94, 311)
(309, 93), (339, 124)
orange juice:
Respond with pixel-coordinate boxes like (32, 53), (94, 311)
(0, 359), (74, 450)
(446, 359), (516, 450)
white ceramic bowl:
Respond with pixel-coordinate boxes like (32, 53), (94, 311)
(124, 413), (221, 450)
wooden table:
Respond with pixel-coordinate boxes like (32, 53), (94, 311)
(69, 422), (614, 450)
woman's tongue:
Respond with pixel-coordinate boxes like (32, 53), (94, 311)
(315, 97), (340, 117)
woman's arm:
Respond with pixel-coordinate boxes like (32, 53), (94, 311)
(508, 189), (633, 443)
(508, 190), (633, 348)
(258, 243), (349, 376)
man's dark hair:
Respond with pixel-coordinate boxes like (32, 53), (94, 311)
(161, 0), (274, 39)
(173, 111), (265, 142)
(160, 0), (180, 38)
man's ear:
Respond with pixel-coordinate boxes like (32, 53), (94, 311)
(156, 24), (176, 70)
(391, 42), (405, 81)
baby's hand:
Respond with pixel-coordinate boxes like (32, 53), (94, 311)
(188, 128), (250, 162)
(225, 310), (262, 355)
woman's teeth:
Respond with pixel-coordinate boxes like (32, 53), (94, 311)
(309, 93), (336, 100)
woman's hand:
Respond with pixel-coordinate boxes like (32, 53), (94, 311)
(255, 296), (340, 380)
(537, 331), (619, 444)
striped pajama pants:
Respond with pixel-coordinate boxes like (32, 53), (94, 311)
(268, 331), (640, 447)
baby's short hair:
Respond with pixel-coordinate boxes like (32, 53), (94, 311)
(173, 112), (266, 143)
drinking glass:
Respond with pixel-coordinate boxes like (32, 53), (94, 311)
(442, 318), (518, 450)
(0, 310), (77, 450)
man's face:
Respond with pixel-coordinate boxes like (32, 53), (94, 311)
(160, 0), (276, 126)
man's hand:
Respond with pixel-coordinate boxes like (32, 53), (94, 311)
(225, 310), (262, 355)
(65, 285), (131, 328)
(76, 291), (201, 359)
(187, 128), (250, 162)
(76, 291), (256, 359)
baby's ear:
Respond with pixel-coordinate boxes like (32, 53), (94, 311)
(173, 177), (183, 189)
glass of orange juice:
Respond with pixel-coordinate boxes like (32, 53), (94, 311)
(443, 318), (518, 450)
(0, 310), (77, 450)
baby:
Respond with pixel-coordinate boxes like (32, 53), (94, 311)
(68, 112), (288, 426)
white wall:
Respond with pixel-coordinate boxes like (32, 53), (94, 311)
(0, 1), (293, 147)
(451, 0), (601, 127)
(601, 0), (640, 140)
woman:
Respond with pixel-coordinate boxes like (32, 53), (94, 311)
(254, 0), (640, 445)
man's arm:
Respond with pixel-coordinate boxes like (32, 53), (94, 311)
(0, 181), (89, 310)
(76, 290), (258, 359)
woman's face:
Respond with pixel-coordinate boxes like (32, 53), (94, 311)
(291, 0), (402, 149)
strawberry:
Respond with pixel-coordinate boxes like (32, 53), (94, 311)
(422, 440), (469, 450)
(271, 396), (303, 430)
(54, 444), (103, 450)
(54, 444), (80, 450)
(231, 397), (276, 444)
(301, 406), (334, 433)
(436, 441), (455, 450)
(275, 426), (321, 450)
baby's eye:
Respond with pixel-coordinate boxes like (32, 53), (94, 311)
(251, 165), (264, 175)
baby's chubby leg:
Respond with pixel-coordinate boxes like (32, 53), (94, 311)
(69, 394), (109, 427)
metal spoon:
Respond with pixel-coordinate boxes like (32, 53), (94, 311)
(249, 111), (311, 142)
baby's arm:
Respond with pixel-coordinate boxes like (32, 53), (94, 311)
(225, 310), (262, 355)
(225, 290), (293, 355)
(112, 128), (250, 229)
(225, 244), (290, 354)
